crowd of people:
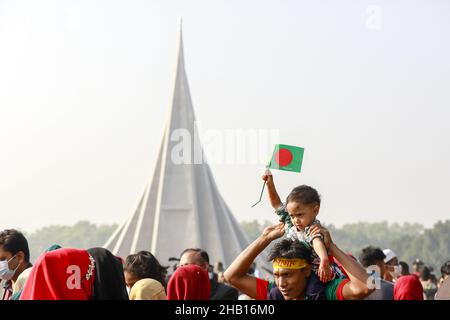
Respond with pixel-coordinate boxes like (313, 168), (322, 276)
(1, 170), (449, 300)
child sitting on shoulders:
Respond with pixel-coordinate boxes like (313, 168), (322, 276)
(262, 169), (345, 283)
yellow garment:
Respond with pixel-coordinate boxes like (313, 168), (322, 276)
(129, 278), (167, 300)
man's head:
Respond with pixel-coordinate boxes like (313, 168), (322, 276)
(179, 248), (210, 271)
(412, 259), (424, 273)
(420, 266), (432, 281)
(383, 249), (398, 266)
(285, 185), (321, 231)
(268, 238), (312, 300)
(215, 261), (224, 273)
(0, 229), (30, 282)
(399, 261), (410, 276)
(440, 261), (450, 280)
(383, 249), (400, 281)
(359, 246), (386, 278)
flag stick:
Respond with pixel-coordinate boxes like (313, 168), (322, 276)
(251, 181), (266, 208)
(251, 156), (273, 208)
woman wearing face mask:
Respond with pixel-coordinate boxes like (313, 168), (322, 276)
(0, 229), (33, 300)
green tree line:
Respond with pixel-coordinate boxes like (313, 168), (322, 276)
(23, 221), (117, 262)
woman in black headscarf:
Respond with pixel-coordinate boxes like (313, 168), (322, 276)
(86, 247), (129, 300)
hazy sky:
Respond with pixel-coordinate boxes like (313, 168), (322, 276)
(1, 0), (449, 233)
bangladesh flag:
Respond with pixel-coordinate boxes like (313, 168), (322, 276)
(268, 144), (304, 173)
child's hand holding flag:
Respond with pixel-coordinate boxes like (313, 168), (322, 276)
(252, 144), (305, 207)
(261, 169), (273, 185)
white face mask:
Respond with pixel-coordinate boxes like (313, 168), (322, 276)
(0, 255), (19, 281)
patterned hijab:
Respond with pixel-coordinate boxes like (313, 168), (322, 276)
(86, 247), (129, 300)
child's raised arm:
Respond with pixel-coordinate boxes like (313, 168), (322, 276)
(262, 169), (282, 210)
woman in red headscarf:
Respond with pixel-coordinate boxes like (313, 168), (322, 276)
(20, 248), (96, 300)
(167, 264), (211, 300)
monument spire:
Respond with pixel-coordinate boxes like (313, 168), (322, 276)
(104, 23), (269, 272)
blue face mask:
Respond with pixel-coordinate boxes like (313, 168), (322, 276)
(0, 255), (19, 281)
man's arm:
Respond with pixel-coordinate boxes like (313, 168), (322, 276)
(262, 170), (282, 210)
(329, 243), (374, 299)
(309, 225), (374, 300)
(224, 223), (285, 299)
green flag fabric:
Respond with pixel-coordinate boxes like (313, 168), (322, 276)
(268, 144), (304, 173)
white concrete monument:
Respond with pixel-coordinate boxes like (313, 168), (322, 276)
(104, 22), (269, 272)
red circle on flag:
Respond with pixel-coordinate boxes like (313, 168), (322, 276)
(275, 148), (293, 167)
